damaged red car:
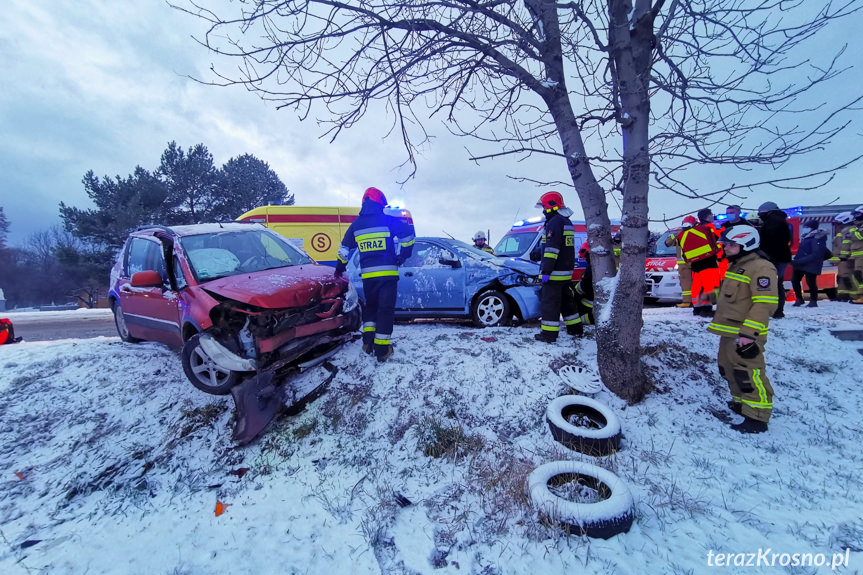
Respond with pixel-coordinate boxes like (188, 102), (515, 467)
(108, 223), (360, 441)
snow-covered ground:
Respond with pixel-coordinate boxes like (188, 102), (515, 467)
(1, 304), (862, 575)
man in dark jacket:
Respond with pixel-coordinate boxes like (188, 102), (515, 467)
(335, 187), (415, 362)
(756, 201), (792, 318)
(534, 191), (579, 342)
(791, 221), (828, 307)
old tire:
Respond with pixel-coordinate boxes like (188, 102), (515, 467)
(527, 460), (634, 539)
(546, 395), (622, 456)
(181, 333), (240, 395)
(113, 301), (140, 343)
(470, 290), (511, 327)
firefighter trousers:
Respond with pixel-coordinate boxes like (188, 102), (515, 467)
(691, 267), (720, 307)
(361, 277), (398, 358)
(718, 337), (774, 423)
(679, 264), (692, 304)
(837, 260), (855, 300)
(540, 281), (580, 337)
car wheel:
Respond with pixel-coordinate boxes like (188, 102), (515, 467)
(181, 333), (240, 395)
(471, 290), (511, 327)
(527, 460), (634, 539)
(113, 301), (140, 343)
(546, 395), (622, 456)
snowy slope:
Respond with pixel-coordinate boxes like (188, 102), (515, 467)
(1, 304), (862, 575)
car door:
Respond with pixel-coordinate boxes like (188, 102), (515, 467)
(117, 237), (183, 346)
(397, 241), (466, 312)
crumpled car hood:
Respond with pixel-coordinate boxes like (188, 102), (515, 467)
(487, 257), (540, 275)
(201, 265), (346, 309)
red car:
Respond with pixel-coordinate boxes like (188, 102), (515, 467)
(108, 223), (360, 396)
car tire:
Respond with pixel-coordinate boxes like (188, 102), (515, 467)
(470, 290), (511, 327)
(113, 301), (140, 343)
(181, 333), (240, 395)
(546, 395), (622, 456)
(527, 460), (634, 539)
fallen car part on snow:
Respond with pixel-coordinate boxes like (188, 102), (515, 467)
(0, 318), (23, 345)
(557, 365), (603, 394)
(527, 460), (634, 539)
(546, 395), (622, 456)
(230, 348), (344, 445)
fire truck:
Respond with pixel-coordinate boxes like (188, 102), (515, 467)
(644, 204), (857, 302)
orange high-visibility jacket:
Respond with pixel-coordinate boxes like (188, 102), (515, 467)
(676, 224), (719, 263)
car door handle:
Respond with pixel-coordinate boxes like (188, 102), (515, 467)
(403, 272), (413, 277)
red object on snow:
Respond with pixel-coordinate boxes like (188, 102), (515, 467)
(228, 467), (250, 479)
(480, 337), (497, 343)
(0, 318), (20, 345)
(215, 500), (229, 516)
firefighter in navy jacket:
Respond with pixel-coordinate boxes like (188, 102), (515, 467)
(534, 191), (579, 342)
(335, 187), (415, 362)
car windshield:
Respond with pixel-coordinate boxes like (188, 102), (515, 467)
(493, 232), (536, 258)
(179, 228), (313, 282)
(650, 231), (678, 257)
(444, 239), (497, 261)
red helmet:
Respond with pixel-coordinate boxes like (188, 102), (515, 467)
(579, 241), (590, 258)
(535, 191), (565, 212)
(681, 215), (697, 228)
(362, 187), (388, 206)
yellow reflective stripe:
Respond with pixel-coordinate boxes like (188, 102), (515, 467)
(708, 322), (740, 334)
(681, 291), (691, 296)
(337, 255), (348, 263)
(742, 369), (772, 409)
(373, 337), (391, 345)
(751, 296), (778, 303)
(724, 272), (750, 284)
(362, 326), (376, 333)
(400, 239), (415, 247)
(356, 232), (391, 242)
(541, 324), (560, 332)
(684, 244), (712, 259)
(543, 252), (558, 259)
(361, 270), (399, 279)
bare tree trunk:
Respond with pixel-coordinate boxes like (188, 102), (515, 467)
(590, 0), (657, 403)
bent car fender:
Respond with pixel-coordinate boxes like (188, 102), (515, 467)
(183, 286), (222, 330)
(504, 286), (542, 320)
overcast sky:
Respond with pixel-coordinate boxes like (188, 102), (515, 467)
(1, 1), (861, 248)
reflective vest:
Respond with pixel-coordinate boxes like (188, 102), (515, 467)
(677, 224), (719, 263)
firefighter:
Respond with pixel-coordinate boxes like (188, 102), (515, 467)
(335, 187), (415, 362)
(570, 241), (595, 334)
(472, 231), (495, 255)
(676, 208), (721, 316)
(833, 211), (855, 302)
(708, 225), (778, 434)
(534, 191), (579, 343)
(665, 215), (696, 308)
(851, 206), (863, 304)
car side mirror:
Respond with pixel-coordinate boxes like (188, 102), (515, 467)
(131, 270), (164, 288)
(529, 245), (542, 262)
(439, 258), (461, 268)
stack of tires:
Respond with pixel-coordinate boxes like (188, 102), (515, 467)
(527, 383), (635, 539)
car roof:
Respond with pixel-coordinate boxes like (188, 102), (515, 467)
(134, 222), (263, 238)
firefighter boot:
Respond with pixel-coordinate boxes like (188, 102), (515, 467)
(851, 297), (863, 305)
(731, 417), (768, 434)
(567, 323), (584, 337)
(361, 332), (374, 355)
(534, 331), (558, 343)
(727, 401), (743, 415)
(376, 344), (394, 363)
(676, 302), (692, 308)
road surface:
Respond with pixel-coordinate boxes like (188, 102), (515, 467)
(3, 309), (117, 342)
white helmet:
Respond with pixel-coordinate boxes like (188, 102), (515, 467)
(720, 224), (760, 251)
(835, 211), (854, 224)
(473, 230), (487, 241)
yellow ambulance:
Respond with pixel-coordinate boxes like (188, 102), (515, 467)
(237, 205), (414, 266)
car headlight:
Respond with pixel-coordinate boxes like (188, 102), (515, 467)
(519, 274), (542, 286)
(343, 281), (359, 313)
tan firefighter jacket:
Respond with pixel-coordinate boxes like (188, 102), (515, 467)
(833, 224), (853, 260)
(708, 252), (778, 342)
